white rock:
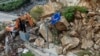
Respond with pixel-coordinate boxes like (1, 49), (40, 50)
(98, 10), (100, 13)
(43, 48), (58, 56)
(94, 44), (100, 50)
(66, 52), (77, 56)
(58, 0), (80, 6)
(18, 48), (23, 53)
(23, 48), (29, 53)
(49, 43), (55, 48)
(59, 55), (65, 56)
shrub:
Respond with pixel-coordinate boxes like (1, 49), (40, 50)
(21, 51), (35, 56)
(62, 6), (88, 22)
(0, 0), (30, 11)
(29, 6), (43, 21)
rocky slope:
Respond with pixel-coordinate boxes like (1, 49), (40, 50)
(0, 0), (100, 56)
(28, 0), (100, 56)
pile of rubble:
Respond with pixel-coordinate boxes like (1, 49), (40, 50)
(0, 0), (100, 56)
(27, 1), (100, 56)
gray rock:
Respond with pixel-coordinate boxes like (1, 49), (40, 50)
(39, 23), (53, 42)
(94, 44), (100, 50)
(56, 46), (63, 55)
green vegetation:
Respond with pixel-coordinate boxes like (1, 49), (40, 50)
(62, 6), (88, 22)
(76, 50), (92, 56)
(75, 6), (88, 13)
(0, 0), (30, 11)
(30, 6), (44, 21)
(21, 51), (35, 56)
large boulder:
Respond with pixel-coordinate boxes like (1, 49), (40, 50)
(42, 2), (55, 17)
(39, 23), (53, 42)
(41, 2), (62, 18)
(61, 36), (80, 49)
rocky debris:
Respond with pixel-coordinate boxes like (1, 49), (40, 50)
(17, 48), (23, 53)
(81, 39), (94, 49)
(59, 55), (65, 56)
(57, 0), (80, 6)
(34, 1), (63, 18)
(66, 52), (77, 56)
(0, 1), (100, 56)
(94, 44), (100, 50)
(55, 16), (69, 31)
(22, 48), (29, 53)
(29, 35), (37, 42)
(78, 0), (97, 9)
(56, 46), (63, 55)
(75, 11), (82, 19)
(42, 2), (55, 17)
(43, 44), (58, 56)
(61, 36), (80, 49)
(87, 11), (96, 17)
(34, 37), (44, 47)
(84, 54), (89, 56)
(55, 22), (67, 31)
(95, 39), (100, 46)
(39, 23), (53, 42)
(60, 16), (69, 27)
(81, 13), (87, 18)
(69, 30), (79, 37)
